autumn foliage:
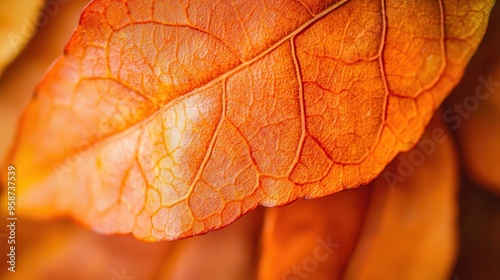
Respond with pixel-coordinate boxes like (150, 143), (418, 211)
(5, 0), (494, 242)
(1, 0), (499, 279)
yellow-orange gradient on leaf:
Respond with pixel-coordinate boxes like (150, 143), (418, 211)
(0, 113), (458, 280)
(6, 0), (494, 241)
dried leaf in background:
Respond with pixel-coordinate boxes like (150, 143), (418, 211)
(0, 0), (91, 161)
(0, 113), (459, 280)
(448, 4), (500, 192)
(344, 115), (458, 280)
(258, 182), (371, 279)
(0, 0), (44, 75)
(159, 208), (263, 280)
(0, 220), (170, 280)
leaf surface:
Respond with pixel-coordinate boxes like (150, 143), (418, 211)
(257, 114), (458, 280)
(0, 219), (171, 280)
(8, 0), (494, 240)
(258, 182), (371, 279)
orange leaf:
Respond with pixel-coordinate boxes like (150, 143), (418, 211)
(257, 114), (458, 280)
(7, 0), (494, 240)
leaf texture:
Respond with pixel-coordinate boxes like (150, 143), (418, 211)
(159, 208), (263, 280)
(8, 0), (494, 240)
(258, 114), (458, 280)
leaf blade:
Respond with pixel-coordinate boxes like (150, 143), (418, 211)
(9, 0), (495, 240)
